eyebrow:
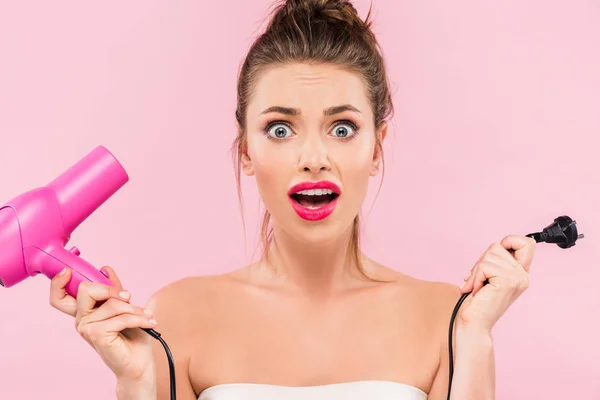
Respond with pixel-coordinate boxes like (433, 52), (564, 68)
(260, 104), (361, 116)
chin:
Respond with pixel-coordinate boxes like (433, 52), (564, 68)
(282, 211), (354, 246)
(295, 224), (344, 245)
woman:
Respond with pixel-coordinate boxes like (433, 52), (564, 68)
(49, 0), (536, 399)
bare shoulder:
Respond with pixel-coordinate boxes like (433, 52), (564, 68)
(143, 273), (236, 399)
(371, 262), (462, 314)
(411, 277), (463, 315)
(145, 273), (233, 328)
(145, 274), (223, 307)
(368, 263), (464, 341)
(385, 275), (466, 397)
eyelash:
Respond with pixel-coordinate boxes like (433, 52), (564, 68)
(262, 120), (360, 142)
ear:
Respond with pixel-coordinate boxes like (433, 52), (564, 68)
(241, 147), (254, 176)
(370, 122), (387, 177)
(237, 122), (254, 176)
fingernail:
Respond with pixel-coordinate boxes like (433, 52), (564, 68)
(143, 309), (153, 316)
(460, 281), (467, 290)
(58, 268), (67, 276)
(119, 291), (130, 300)
(149, 319), (157, 325)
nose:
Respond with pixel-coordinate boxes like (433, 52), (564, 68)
(297, 135), (331, 174)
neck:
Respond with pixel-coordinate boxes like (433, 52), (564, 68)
(259, 221), (365, 297)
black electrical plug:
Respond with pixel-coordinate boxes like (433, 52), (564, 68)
(526, 215), (585, 249)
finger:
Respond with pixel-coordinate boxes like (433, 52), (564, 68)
(461, 248), (488, 293)
(500, 235), (536, 272)
(50, 267), (71, 296)
(97, 313), (157, 336)
(471, 250), (519, 293)
(49, 267), (77, 316)
(472, 263), (495, 295)
(473, 261), (529, 297)
(81, 298), (152, 325)
(485, 248), (521, 270)
(75, 281), (131, 321)
(461, 263), (480, 293)
(472, 262), (507, 295)
(100, 265), (123, 291)
(78, 313), (157, 344)
(463, 253), (506, 294)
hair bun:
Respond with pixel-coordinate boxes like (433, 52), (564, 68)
(269, 0), (369, 30)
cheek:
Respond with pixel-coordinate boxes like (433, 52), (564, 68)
(344, 162), (372, 201)
(247, 137), (291, 199)
(334, 139), (374, 180)
(332, 141), (374, 209)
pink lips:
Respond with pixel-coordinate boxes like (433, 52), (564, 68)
(287, 180), (341, 222)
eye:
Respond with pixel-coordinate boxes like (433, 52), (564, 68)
(266, 123), (293, 139)
(331, 122), (357, 139)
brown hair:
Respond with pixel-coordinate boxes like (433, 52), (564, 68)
(232, 0), (394, 280)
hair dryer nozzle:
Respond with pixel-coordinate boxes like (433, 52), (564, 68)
(47, 146), (129, 233)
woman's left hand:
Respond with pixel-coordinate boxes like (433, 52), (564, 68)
(458, 235), (537, 332)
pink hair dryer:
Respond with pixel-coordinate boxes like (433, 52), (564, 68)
(0, 146), (128, 297)
(0, 146), (177, 399)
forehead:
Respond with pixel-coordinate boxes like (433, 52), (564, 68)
(248, 62), (371, 115)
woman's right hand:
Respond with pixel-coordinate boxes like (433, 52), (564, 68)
(49, 266), (158, 384)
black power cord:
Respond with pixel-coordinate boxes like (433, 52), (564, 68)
(131, 215), (584, 400)
(446, 215), (584, 400)
(142, 327), (177, 400)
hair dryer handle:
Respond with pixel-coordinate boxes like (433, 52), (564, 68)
(25, 245), (113, 298)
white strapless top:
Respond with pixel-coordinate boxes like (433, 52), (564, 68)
(198, 380), (428, 400)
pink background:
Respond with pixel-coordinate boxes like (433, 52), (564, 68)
(0, 1), (598, 399)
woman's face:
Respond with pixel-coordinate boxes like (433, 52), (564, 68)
(241, 62), (386, 244)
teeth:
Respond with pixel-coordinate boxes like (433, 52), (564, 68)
(295, 189), (334, 196)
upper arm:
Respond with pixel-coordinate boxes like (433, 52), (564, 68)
(145, 279), (199, 400)
(427, 335), (450, 400)
(426, 282), (462, 400)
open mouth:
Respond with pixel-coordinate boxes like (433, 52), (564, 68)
(289, 188), (339, 209)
